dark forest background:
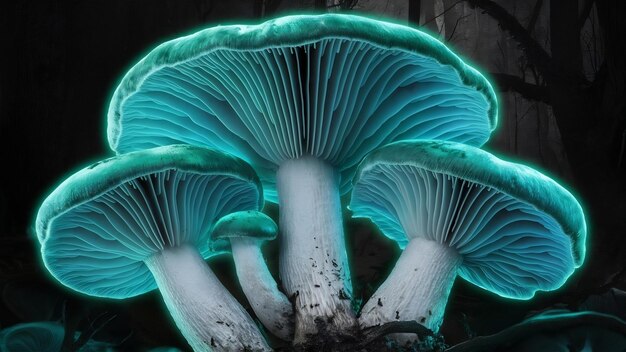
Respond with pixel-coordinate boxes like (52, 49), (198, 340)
(0, 0), (625, 350)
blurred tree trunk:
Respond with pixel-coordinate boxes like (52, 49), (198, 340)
(409, 0), (421, 25)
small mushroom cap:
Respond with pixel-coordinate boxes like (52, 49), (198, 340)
(211, 211), (278, 241)
(35, 145), (262, 299)
(108, 13), (498, 202)
(350, 140), (587, 299)
(210, 211), (278, 250)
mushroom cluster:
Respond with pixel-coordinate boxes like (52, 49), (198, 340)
(33, 13), (586, 351)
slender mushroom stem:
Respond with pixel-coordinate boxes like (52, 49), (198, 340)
(276, 156), (357, 343)
(144, 245), (271, 352)
(358, 237), (461, 345)
(230, 237), (294, 341)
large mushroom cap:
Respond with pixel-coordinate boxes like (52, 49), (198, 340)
(35, 144), (262, 299)
(350, 140), (586, 299)
(108, 13), (498, 202)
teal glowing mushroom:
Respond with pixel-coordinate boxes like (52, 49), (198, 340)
(106, 14), (498, 340)
(350, 140), (586, 344)
(35, 145), (270, 351)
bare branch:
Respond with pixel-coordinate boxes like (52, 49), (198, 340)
(71, 312), (117, 351)
(465, 0), (553, 80)
(447, 14), (471, 42)
(491, 73), (550, 103)
(423, 0), (464, 26)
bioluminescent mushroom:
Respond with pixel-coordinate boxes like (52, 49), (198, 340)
(0, 322), (113, 352)
(35, 145), (271, 351)
(350, 140), (586, 344)
(106, 14), (498, 341)
(211, 210), (293, 341)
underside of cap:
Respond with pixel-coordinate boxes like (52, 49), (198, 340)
(354, 140), (586, 265)
(108, 14), (497, 202)
(36, 144), (260, 242)
(350, 140), (586, 299)
(35, 145), (262, 299)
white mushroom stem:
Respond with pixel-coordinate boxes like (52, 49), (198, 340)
(230, 237), (294, 341)
(276, 156), (357, 343)
(358, 237), (461, 345)
(144, 245), (271, 352)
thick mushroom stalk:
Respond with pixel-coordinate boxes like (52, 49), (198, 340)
(212, 211), (294, 341)
(277, 157), (354, 341)
(35, 145), (273, 352)
(145, 245), (269, 351)
(359, 237), (461, 340)
(351, 140), (587, 345)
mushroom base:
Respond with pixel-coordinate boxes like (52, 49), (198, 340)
(358, 237), (461, 346)
(144, 245), (270, 351)
(277, 156), (357, 344)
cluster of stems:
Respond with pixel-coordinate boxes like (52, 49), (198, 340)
(148, 156), (453, 350)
